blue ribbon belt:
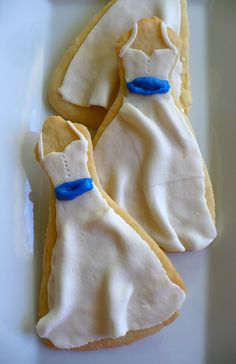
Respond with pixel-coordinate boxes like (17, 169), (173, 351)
(55, 178), (93, 201)
(127, 76), (170, 96)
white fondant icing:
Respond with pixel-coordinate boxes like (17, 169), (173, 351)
(36, 122), (185, 349)
(59, 0), (181, 108)
(94, 22), (217, 252)
(119, 23), (138, 58)
(161, 20), (178, 54)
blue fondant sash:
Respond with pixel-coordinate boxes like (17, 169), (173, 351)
(55, 178), (93, 201)
(127, 76), (170, 96)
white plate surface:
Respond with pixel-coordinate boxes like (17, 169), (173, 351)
(1, 1), (236, 363)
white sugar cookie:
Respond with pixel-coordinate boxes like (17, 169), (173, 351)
(93, 17), (216, 252)
(35, 116), (186, 350)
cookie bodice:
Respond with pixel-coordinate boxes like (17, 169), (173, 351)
(38, 125), (90, 188)
(122, 48), (176, 83)
(119, 21), (182, 98)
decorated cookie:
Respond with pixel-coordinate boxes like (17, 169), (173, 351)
(35, 116), (186, 350)
(49, 0), (191, 129)
(93, 17), (217, 252)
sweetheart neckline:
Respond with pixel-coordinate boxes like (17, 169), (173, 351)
(44, 139), (84, 160)
(125, 47), (175, 60)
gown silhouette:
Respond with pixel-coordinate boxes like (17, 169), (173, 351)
(36, 121), (185, 349)
(94, 21), (217, 252)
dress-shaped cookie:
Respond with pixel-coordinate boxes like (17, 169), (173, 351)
(94, 18), (217, 252)
(36, 117), (186, 350)
(49, 0), (191, 128)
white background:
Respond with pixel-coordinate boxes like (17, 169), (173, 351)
(0, 0), (235, 363)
